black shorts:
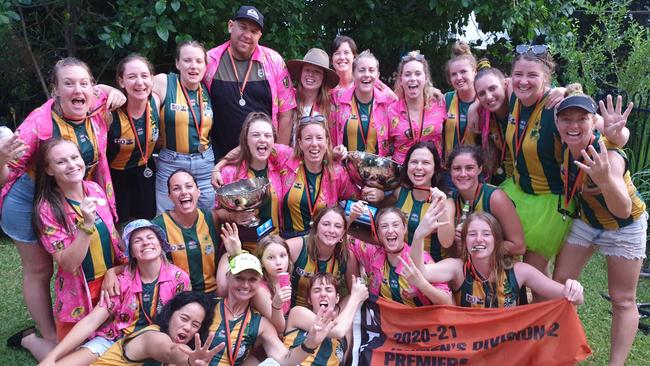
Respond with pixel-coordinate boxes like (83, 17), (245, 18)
(110, 163), (157, 223)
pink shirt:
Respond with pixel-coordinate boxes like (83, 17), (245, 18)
(388, 99), (445, 164)
(204, 41), (297, 129)
(349, 239), (450, 299)
(38, 180), (125, 324)
(0, 91), (116, 217)
(94, 261), (190, 340)
(330, 84), (396, 156)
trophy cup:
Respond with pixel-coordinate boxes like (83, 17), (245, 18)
(215, 177), (270, 227)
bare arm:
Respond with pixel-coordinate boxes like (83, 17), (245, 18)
(488, 190), (526, 255)
(399, 256), (453, 305)
(514, 262), (583, 305)
(253, 286), (287, 334)
(277, 110), (293, 145)
(127, 331), (223, 366)
(152, 73), (168, 106)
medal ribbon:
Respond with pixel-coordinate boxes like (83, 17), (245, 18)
(227, 47), (254, 103)
(221, 301), (251, 364)
(454, 95), (469, 145)
(455, 183), (482, 221)
(302, 166), (323, 222)
(512, 95), (547, 161)
(126, 103), (151, 166)
(562, 135), (595, 211)
(137, 281), (160, 325)
(179, 81), (203, 142)
(351, 97), (374, 149)
(406, 101), (425, 143)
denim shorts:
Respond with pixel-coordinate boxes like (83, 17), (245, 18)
(80, 336), (114, 356)
(566, 211), (648, 260)
(155, 146), (215, 213)
(1, 174), (37, 243)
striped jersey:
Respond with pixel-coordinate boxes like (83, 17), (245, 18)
(107, 97), (159, 169)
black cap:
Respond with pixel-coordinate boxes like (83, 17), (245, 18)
(556, 95), (597, 114)
(234, 5), (264, 30)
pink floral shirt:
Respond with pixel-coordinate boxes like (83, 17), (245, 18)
(388, 99), (445, 164)
(94, 261), (190, 340)
(0, 91), (116, 217)
(38, 180), (125, 324)
(204, 41), (297, 129)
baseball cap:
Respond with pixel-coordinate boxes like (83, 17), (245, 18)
(229, 252), (263, 276)
(556, 95), (597, 115)
(234, 5), (264, 30)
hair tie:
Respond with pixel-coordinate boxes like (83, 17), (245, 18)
(477, 59), (491, 71)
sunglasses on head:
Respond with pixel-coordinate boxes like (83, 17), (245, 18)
(299, 115), (326, 124)
(515, 44), (549, 56)
(401, 53), (425, 62)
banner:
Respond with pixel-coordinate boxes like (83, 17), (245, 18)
(353, 297), (591, 366)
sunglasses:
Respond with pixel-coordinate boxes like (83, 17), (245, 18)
(401, 53), (425, 62)
(515, 44), (549, 56)
(556, 195), (580, 220)
(299, 115), (326, 124)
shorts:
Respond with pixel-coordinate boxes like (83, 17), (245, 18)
(501, 179), (573, 259)
(81, 336), (114, 356)
(110, 163), (157, 223)
(566, 212), (648, 260)
(1, 174), (37, 243)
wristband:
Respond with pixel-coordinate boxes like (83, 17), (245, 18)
(76, 220), (96, 235)
(301, 342), (317, 354)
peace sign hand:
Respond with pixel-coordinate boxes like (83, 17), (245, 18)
(599, 94), (633, 141)
(303, 307), (338, 350)
(574, 139), (611, 186)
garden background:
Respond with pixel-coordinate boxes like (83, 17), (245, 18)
(0, 0), (649, 364)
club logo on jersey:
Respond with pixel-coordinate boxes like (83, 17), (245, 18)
(170, 103), (188, 112)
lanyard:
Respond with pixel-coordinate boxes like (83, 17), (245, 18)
(126, 103), (151, 166)
(454, 96), (469, 145)
(227, 47), (254, 101)
(137, 281), (160, 325)
(455, 183), (482, 220)
(302, 166), (323, 221)
(221, 301), (251, 364)
(491, 112), (507, 164)
(351, 97), (374, 148)
(406, 101), (425, 143)
(179, 82), (203, 140)
(562, 135), (594, 211)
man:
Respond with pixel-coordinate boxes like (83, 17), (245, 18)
(204, 5), (296, 160)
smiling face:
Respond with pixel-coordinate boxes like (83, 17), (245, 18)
(167, 302), (205, 344)
(46, 141), (86, 186)
(168, 172), (200, 215)
(228, 270), (261, 302)
(175, 45), (206, 88)
(246, 120), (274, 165)
(129, 228), (162, 263)
(511, 59), (547, 106)
(400, 60), (426, 100)
(465, 218), (495, 260)
(377, 211), (406, 253)
(448, 59), (476, 95)
(298, 123), (328, 165)
(228, 19), (262, 60)
(301, 64), (325, 92)
(308, 278), (339, 313)
(353, 56), (379, 96)
(450, 152), (481, 193)
(316, 210), (345, 248)
(260, 243), (289, 278)
(118, 59), (153, 102)
(53, 65), (94, 120)
(475, 74), (506, 112)
(556, 107), (595, 147)
(407, 147), (435, 188)
(332, 41), (354, 76)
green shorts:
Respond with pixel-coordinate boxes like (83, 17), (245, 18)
(501, 179), (574, 259)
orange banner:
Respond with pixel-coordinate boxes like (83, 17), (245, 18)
(355, 297), (592, 366)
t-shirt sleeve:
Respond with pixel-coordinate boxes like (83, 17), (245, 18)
(38, 202), (76, 255)
(274, 58), (297, 113)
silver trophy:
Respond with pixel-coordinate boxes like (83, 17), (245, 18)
(215, 177), (270, 227)
(345, 151), (401, 190)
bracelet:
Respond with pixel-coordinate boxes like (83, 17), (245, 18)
(272, 304), (283, 310)
(301, 342), (317, 354)
(76, 220), (96, 235)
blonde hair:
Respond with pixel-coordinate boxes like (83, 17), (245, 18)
(352, 50), (379, 72)
(445, 41), (477, 84)
(393, 50), (436, 110)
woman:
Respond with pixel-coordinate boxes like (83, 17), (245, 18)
(38, 219), (190, 365)
(412, 211), (584, 308)
(152, 40), (215, 213)
(92, 291), (221, 366)
(207, 252), (338, 365)
(330, 50), (395, 155)
(501, 45), (628, 289)
(388, 50), (446, 164)
(152, 169), (221, 294)
(2, 58), (123, 359)
(349, 207), (453, 306)
(107, 54), (160, 222)
(447, 145), (525, 256)
(287, 48), (339, 146)
(284, 273), (368, 366)
(280, 117), (358, 238)
(552, 87), (643, 366)
(32, 139), (126, 340)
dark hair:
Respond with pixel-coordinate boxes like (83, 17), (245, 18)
(155, 291), (215, 348)
(255, 234), (293, 284)
(236, 112), (276, 176)
(176, 40), (207, 63)
(307, 272), (340, 308)
(32, 138), (83, 239)
(446, 145), (483, 171)
(307, 206), (349, 284)
(400, 141), (443, 190)
(166, 168), (198, 194)
(127, 226), (168, 272)
(375, 207), (407, 227)
(116, 53), (155, 84)
(330, 35), (358, 58)
(511, 50), (556, 85)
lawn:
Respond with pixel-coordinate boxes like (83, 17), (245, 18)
(0, 239), (649, 365)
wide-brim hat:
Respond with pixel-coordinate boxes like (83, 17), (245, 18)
(287, 48), (340, 89)
(556, 95), (597, 115)
(122, 219), (171, 258)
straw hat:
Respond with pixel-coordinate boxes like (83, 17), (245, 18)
(287, 48), (340, 89)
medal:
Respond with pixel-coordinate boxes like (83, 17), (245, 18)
(228, 48), (254, 109)
(496, 167), (504, 175)
(239, 98), (246, 107)
(143, 165), (153, 178)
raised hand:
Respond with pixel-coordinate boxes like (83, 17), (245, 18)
(220, 222), (242, 256)
(349, 275), (369, 303)
(303, 307), (338, 350)
(79, 196), (100, 228)
(184, 332), (224, 366)
(399, 256), (428, 290)
(414, 195), (449, 238)
(599, 94), (633, 140)
(574, 139), (611, 186)
(544, 87), (566, 109)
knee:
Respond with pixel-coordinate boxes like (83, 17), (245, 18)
(22, 255), (54, 280)
(609, 291), (637, 311)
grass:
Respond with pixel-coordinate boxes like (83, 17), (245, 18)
(0, 239), (649, 365)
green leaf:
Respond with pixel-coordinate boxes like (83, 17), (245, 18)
(121, 32), (131, 45)
(155, 0), (166, 15)
(171, 0), (180, 12)
(0, 15), (10, 25)
(6, 10), (20, 21)
(156, 23), (169, 41)
(98, 33), (110, 41)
